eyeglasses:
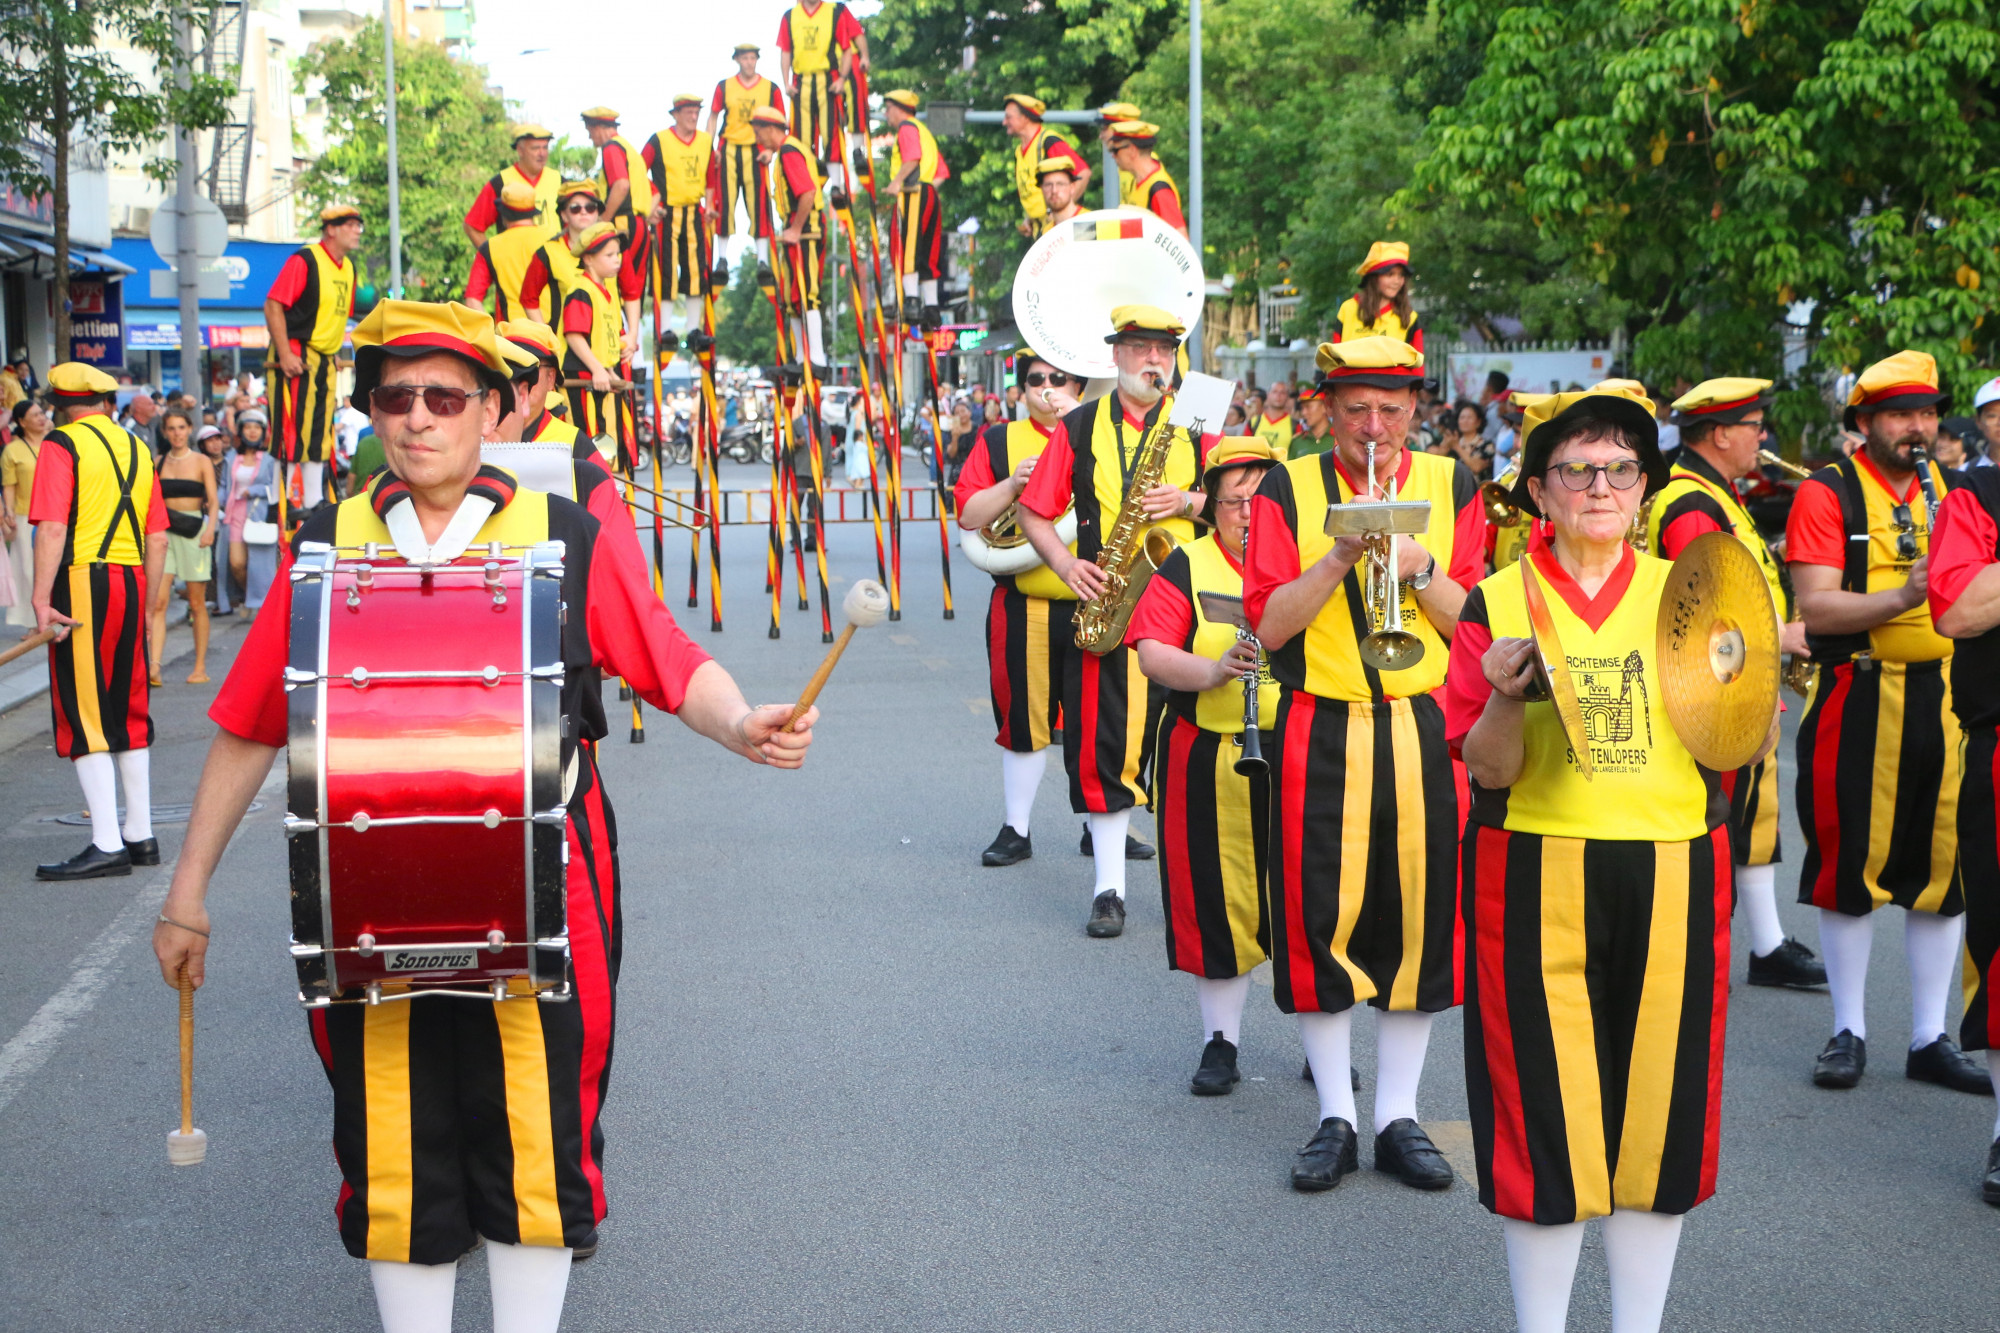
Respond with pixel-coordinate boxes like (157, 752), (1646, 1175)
(1339, 402), (1410, 424)
(1024, 371), (1072, 388)
(371, 385), (489, 417)
(1547, 459), (1644, 490)
(564, 202), (601, 215)
(1890, 503), (1920, 561)
(1210, 496), (1255, 512)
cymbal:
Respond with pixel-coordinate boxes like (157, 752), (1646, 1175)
(1656, 531), (1781, 771)
(1520, 557), (1594, 781)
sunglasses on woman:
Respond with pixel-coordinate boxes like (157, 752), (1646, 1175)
(370, 385), (489, 417)
(1024, 371), (1071, 388)
(564, 202), (602, 215)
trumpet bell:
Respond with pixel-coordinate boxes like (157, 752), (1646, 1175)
(1481, 480), (1522, 527)
(1360, 629), (1425, 672)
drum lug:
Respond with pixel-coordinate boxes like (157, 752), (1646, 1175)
(530, 663), (565, 681)
(532, 807), (569, 827)
(282, 813), (317, 837)
(486, 930), (507, 954)
(348, 666), (371, 688)
(284, 666), (316, 687)
(364, 982), (384, 1006)
(289, 940), (324, 959)
(355, 932), (377, 958)
(491, 978), (510, 1002)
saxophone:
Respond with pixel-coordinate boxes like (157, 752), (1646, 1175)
(1073, 396), (1185, 655)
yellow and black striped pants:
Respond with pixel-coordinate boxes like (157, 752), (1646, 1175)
(776, 237), (824, 313)
(657, 204), (712, 301)
(791, 71), (835, 158)
(718, 141), (770, 238)
(1720, 754), (1780, 867)
(1795, 658), (1962, 916)
(1062, 638), (1163, 815)
(47, 562), (150, 758)
(1266, 690), (1459, 1015)
(1155, 710), (1268, 979)
(271, 346), (338, 465)
(310, 993), (600, 1263)
(985, 585), (1072, 753)
(1462, 824), (1732, 1224)
(565, 383), (632, 472)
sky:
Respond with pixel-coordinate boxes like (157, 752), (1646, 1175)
(467, 0), (882, 141)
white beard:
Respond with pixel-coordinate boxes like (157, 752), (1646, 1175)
(1117, 369), (1166, 407)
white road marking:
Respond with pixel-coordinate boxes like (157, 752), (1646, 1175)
(0, 861), (176, 1115)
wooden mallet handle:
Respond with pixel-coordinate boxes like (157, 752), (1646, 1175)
(785, 625), (855, 731)
(166, 964), (207, 1165)
(563, 376), (636, 392)
(0, 627), (60, 671)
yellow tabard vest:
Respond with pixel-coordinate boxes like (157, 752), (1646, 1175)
(1336, 296), (1419, 345)
(1014, 126), (1068, 221)
(649, 129), (713, 208)
(596, 133), (655, 229)
(1176, 534), (1279, 735)
(1471, 551), (1720, 841)
(891, 117), (943, 187)
(487, 224), (551, 322)
(528, 412), (580, 448)
(989, 418), (1074, 603)
(282, 243), (353, 356)
(561, 277), (623, 373)
(54, 416), (154, 566)
(494, 164), (562, 233)
(1644, 455), (1786, 618)
(1252, 411), (1295, 460)
(1065, 392), (1201, 565)
(1122, 161), (1181, 218)
(336, 478), (551, 550)
(769, 136), (825, 239)
(719, 76), (780, 147)
(786, 1), (837, 74)
(1269, 449), (1462, 701)
(535, 236), (583, 309)
(1804, 455), (1954, 665)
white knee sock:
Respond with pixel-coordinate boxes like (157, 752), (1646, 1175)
(1603, 1209), (1685, 1333)
(682, 296), (703, 330)
(805, 311), (826, 366)
(756, 238), (770, 263)
(302, 460), (327, 504)
(1502, 1217), (1584, 1333)
(1297, 1009), (1356, 1125)
(73, 752), (121, 853)
(115, 748), (152, 842)
(1989, 1051), (2000, 1140)
(1818, 908), (1874, 1039)
(1000, 748), (1046, 837)
(368, 1259), (457, 1333)
(1196, 974), (1251, 1047)
(902, 272), (919, 300)
(1374, 1009), (1435, 1133)
(1088, 809), (1131, 900)
(1905, 911), (1964, 1049)
(485, 1239), (573, 1333)
(920, 278), (939, 307)
(1737, 863), (1785, 958)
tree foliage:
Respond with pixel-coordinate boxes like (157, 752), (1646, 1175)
(295, 20), (513, 301)
(1404, 0), (2000, 429)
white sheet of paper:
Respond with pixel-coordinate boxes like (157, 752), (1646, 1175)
(1169, 372), (1235, 432)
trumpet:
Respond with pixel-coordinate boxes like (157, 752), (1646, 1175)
(1757, 448), (1813, 481)
(1359, 441), (1424, 671)
(1481, 472), (1522, 527)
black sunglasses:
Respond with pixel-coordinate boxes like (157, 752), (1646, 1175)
(1891, 503), (1920, 561)
(371, 385), (489, 417)
(563, 202), (602, 215)
(1024, 371), (1071, 388)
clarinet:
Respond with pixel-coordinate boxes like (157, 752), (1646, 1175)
(1911, 447), (1942, 538)
(1235, 626), (1267, 776)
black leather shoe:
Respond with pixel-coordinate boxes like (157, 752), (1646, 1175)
(710, 261), (731, 288)
(1299, 1061), (1362, 1091)
(1374, 1118), (1454, 1190)
(124, 837), (160, 867)
(1813, 1030), (1866, 1089)
(36, 843), (134, 881)
(686, 331), (715, 356)
(571, 1229), (598, 1263)
(1907, 1036), (1995, 1094)
(1085, 890), (1125, 938)
(1078, 823), (1156, 860)
(981, 825), (1032, 867)
(659, 330), (681, 353)
(1984, 1140), (2000, 1207)
(1190, 1032), (1239, 1096)
(1290, 1117), (1359, 1192)
(1748, 937), (1827, 989)
(755, 263), (775, 289)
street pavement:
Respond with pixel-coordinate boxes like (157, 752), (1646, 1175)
(1, 472), (1997, 1331)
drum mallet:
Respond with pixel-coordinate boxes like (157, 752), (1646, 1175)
(785, 579), (890, 730)
(167, 964), (207, 1166)
(0, 626), (61, 671)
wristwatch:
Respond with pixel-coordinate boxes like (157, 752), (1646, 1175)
(1409, 553), (1435, 591)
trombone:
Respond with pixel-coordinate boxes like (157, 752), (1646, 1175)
(1324, 441), (1432, 671)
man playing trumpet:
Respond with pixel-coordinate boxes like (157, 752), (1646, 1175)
(1243, 335), (1482, 1194)
(1018, 305), (1212, 938)
(1125, 439), (1280, 1094)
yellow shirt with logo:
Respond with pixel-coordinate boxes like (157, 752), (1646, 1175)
(892, 118), (943, 188)
(1336, 296), (1418, 346)
(1251, 411), (1294, 460)
(649, 129), (713, 208)
(1644, 451), (1786, 617)
(1799, 454), (1954, 665)
(1065, 392), (1202, 560)
(494, 164), (562, 234)
(718, 76), (781, 148)
(786, 1), (837, 74)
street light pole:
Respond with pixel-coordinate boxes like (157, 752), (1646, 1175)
(382, 0), (403, 297)
(174, 12), (201, 397)
(1189, 0), (1204, 371)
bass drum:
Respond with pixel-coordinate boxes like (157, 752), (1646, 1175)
(960, 507), (1078, 575)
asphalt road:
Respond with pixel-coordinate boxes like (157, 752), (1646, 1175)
(1, 479), (1996, 1331)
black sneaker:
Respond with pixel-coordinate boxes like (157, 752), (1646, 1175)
(1813, 1029), (1866, 1089)
(1748, 937), (1827, 989)
(1373, 1118), (1454, 1190)
(1984, 1139), (2000, 1208)
(1085, 890), (1125, 938)
(1190, 1032), (1240, 1096)
(981, 825), (1032, 867)
(1907, 1036), (1995, 1094)
(1290, 1117), (1359, 1192)
(1078, 823), (1156, 860)
(36, 843), (133, 881)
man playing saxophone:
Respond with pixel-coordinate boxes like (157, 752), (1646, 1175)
(1242, 336), (1483, 1195)
(954, 349), (1083, 867)
(1018, 305), (1211, 939)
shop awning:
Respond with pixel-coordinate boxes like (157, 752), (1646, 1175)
(126, 312), (271, 352)
(0, 234), (136, 274)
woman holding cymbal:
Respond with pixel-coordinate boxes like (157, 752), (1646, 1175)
(1443, 383), (1773, 1333)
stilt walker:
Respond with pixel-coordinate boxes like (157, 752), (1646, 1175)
(262, 204), (362, 513)
(841, 65), (905, 618)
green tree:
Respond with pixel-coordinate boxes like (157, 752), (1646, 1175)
(713, 260), (778, 369)
(0, 1), (231, 349)
(1403, 0), (2000, 437)
(295, 20), (513, 301)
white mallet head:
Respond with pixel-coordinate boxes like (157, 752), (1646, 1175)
(843, 579), (891, 629)
(167, 1127), (207, 1166)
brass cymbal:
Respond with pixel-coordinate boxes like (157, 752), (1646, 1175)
(1521, 557), (1594, 781)
(1656, 531), (1781, 771)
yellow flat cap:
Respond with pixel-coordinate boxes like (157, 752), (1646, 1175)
(882, 89), (921, 112)
(497, 320), (561, 362)
(49, 362), (118, 397)
(1004, 93), (1046, 118)
(511, 123), (553, 142)
(1107, 120), (1160, 141)
(320, 203), (363, 226)
(580, 106), (620, 123)
(570, 220), (621, 257)
(672, 93), (703, 110)
(1673, 376), (1774, 425)
(1844, 349), (1948, 427)
(1104, 303), (1186, 342)
(1355, 241), (1409, 276)
(499, 180), (539, 213)
(1315, 335), (1424, 381)
(1205, 438), (1279, 474)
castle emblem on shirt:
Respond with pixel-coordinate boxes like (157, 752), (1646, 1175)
(1566, 649), (1653, 773)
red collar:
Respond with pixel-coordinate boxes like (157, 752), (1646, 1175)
(515, 165), (544, 184)
(735, 73), (763, 88)
(1262, 410), (1288, 427)
(1331, 447), (1411, 496)
(314, 241), (348, 269)
(1855, 447), (1920, 502)
(670, 127), (698, 146)
(1526, 529), (1636, 632)
(1024, 417), (1053, 438)
(1132, 161), (1165, 190)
